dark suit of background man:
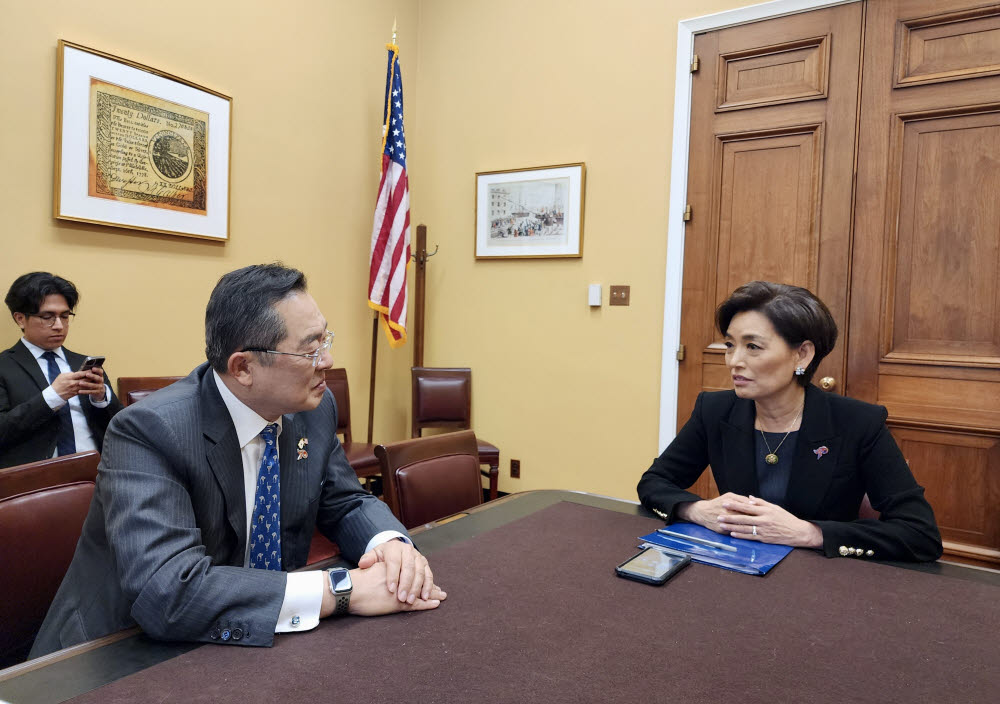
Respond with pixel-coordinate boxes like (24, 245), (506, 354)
(0, 272), (122, 469)
(32, 263), (445, 658)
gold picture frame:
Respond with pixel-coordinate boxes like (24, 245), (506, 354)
(54, 40), (232, 241)
(475, 163), (585, 259)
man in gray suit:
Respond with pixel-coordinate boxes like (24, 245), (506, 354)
(31, 264), (444, 657)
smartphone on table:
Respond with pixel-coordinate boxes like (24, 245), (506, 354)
(615, 547), (691, 585)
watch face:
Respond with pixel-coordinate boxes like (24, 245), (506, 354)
(330, 568), (352, 593)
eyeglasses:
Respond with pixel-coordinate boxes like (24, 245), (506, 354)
(244, 331), (334, 368)
(29, 312), (75, 327)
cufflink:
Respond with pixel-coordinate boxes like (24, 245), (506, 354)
(290, 615), (301, 628)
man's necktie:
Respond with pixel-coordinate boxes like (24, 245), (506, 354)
(249, 423), (281, 570)
(41, 350), (76, 456)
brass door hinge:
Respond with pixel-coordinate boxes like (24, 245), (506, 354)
(683, 204), (692, 222)
(676, 344), (686, 361)
(690, 54), (700, 73)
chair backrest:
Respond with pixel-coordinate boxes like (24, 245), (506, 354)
(375, 430), (481, 529)
(411, 367), (472, 438)
(323, 368), (352, 443)
(0, 451), (100, 668)
(117, 376), (184, 406)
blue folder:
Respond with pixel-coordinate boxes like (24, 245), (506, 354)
(638, 522), (793, 575)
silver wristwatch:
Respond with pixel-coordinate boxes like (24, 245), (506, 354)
(327, 568), (353, 616)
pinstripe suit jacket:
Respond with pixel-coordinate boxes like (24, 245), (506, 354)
(31, 362), (405, 657)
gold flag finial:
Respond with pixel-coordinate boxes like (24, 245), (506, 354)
(392, 17), (398, 45)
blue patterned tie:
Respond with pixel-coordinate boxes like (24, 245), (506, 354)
(42, 351), (76, 456)
(249, 423), (281, 570)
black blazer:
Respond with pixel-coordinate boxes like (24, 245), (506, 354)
(637, 385), (942, 562)
(0, 340), (123, 468)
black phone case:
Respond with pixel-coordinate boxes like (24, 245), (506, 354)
(615, 549), (691, 585)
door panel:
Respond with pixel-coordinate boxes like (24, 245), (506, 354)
(851, 0), (1000, 564)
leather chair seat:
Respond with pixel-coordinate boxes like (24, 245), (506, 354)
(0, 451), (100, 668)
(344, 442), (380, 478)
(376, 431), (483, 529)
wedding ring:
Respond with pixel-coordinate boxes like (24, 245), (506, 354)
(752, 525), (758, 536)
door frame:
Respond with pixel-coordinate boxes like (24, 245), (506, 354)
(657, 0), (859, 452)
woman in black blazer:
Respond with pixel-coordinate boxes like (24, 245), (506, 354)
(638, 282), (942, 562)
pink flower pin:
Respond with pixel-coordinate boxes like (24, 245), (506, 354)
(813, 445), (829, 460)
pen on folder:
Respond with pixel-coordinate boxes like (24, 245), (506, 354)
(656, 528), (738, 552)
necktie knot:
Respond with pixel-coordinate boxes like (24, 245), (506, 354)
(261, 423), (278, 444)
(42, 350), (58, 363)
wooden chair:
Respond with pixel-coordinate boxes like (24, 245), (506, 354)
(0, 451), (100, 668)
(324, 368), (380, 483)
(116, 376), (184, 406)
(411, 367), (499, 500)
(375, 430), (482, 529)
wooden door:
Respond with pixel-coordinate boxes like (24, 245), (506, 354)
(849, 0), (1000, 564)
(679, 3), (863, 498)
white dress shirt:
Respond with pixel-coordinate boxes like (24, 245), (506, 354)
(212, 372), (406, 632)
(21, 337), (112, 457)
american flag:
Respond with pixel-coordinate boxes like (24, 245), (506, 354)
(368, 43), (410, 348)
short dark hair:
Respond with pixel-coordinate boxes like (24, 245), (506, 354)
(5, 272), (80, 319)
(716, 281), (838, 386)
(205, 263), (308, 374)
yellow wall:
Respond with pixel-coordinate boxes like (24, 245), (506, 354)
(0, 0), (419, 444)
(2, 0), (757, 500)
(412, 0), (754, 498)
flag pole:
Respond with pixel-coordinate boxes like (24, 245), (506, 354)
(366, 18), (397, 445)
(367, 311), (378, 444)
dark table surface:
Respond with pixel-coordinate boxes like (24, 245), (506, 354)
(1, 490), (998, 704)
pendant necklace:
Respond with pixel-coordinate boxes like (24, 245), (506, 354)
(759, 405), (803, 465)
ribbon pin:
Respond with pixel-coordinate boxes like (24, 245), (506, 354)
(813, 445), (829, 460)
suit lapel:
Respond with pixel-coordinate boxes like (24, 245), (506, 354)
(278, 413), (309, 562)
(720, 397), (760, 496)
(785, 385), (840, 517)
(199, 373), (248, 563)
(10, 340), (51, 391)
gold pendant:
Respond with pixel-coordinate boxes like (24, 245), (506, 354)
(765, 453), (779, 465)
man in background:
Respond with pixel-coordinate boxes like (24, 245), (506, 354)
(32, 263), (444, 657)
(0, 272), (122, 468)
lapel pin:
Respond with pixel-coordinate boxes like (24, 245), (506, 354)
(813, 445), (829, 460)
(297, 449), (308, 460)
(297, 437), (309, 460)
(297, 437), (308, 449)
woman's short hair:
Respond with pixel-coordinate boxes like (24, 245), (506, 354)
(5, 272), (79, 318)
(716, 281), (838, 386)
(205, 263), (307, 373)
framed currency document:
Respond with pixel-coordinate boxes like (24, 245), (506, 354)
(475, 163), (585, 259)
(54, 41), (232, 241)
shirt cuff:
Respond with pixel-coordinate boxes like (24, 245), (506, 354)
(90, 384), (112, 408)
(365, 530), (411, 555)
(42, 385), (66, 410)
(275, 570), (324, 633)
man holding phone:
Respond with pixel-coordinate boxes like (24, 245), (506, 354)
(0, 272), (122, 468)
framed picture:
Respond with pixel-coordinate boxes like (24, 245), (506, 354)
(54, 41), (232, 241)
(475, 163), (585, 259)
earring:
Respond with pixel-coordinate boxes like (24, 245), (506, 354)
(794, 366), (806, 376)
